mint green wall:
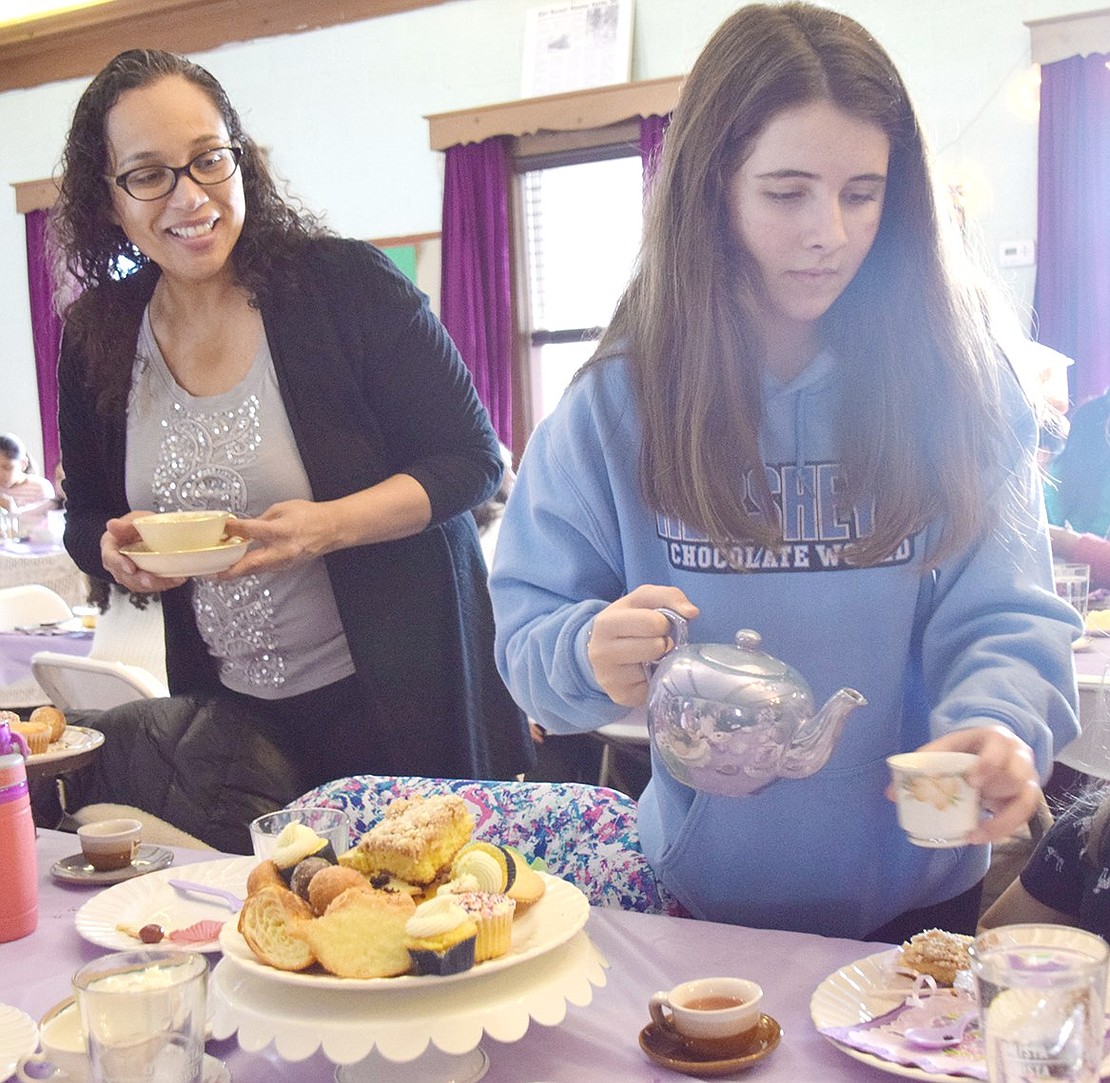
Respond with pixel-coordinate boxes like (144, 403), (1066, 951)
(0, 0), (1089, 461)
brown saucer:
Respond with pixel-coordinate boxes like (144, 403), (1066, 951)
(639, 1013), (782, 1077)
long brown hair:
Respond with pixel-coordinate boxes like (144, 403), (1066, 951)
(589, 2), (1012, 567)
(51, 49), (328, 416)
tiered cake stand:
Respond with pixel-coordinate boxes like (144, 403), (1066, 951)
(208, 875), (607, 1082)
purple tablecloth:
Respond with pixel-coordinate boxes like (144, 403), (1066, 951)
(0, 630), (92, 710)
(0, 830), (899, 1081)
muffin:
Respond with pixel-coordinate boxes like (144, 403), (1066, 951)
(446, 890), (515, 962)
(404, 895), (478, 976)
(11, 719), (50, 755)
(30, 705), (66, 743)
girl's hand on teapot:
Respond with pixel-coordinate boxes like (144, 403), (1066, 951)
(906, 725), (1041, 844)
(588, 585), (699, 707)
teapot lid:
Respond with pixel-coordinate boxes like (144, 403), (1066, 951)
(696, 629), (794, 679)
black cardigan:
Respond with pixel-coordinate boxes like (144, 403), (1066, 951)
(58, 237), (534, 781)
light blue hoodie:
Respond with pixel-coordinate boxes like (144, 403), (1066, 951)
(490, 352), (1080, 938)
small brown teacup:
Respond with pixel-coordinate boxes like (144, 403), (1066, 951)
(77, 818), (142, 871)
(649, 976), (763, 1054)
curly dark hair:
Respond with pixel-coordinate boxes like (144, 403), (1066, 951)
(51, 49), (329, 414)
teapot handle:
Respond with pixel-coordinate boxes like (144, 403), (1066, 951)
(642, 607), (690, 680)
(655, 607), (690, 650)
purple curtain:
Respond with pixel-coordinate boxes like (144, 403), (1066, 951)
(640, 113), (670, 193)
(24, 209), (63, 483)
(1033, 53), (1110, 406)
(440, 137), (514, 447)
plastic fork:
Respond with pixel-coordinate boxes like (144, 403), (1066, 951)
(168, 878), (243, 912)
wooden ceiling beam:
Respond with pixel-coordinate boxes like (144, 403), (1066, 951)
(0, 0), (449, 93)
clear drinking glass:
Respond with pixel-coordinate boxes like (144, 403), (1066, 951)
(1054, 561), (1091, 621)
(248, 805), (351, 860)
(970, 924), (1109, 1082)
(73, 950), (208, 1083)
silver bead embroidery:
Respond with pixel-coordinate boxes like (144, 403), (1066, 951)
(152, 393), (286, 690)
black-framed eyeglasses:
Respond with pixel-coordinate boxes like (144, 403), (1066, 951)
(110, 145), (243, 201)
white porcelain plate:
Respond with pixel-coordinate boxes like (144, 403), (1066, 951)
(26, 725), (104, 765)
(120, 537), (249, 578)
(219, 871), (589, 990)
(0, 1003), (37, 1081)
(75, 856), (254, 953)
(810, 944), (1110, 1082)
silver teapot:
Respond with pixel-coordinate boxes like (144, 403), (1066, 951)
(647, 610), (867, 797)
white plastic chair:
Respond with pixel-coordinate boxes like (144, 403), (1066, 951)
(30, 651), (170, 711)
(0, 584), (72, 632)
(1056, 663), (1110, 780)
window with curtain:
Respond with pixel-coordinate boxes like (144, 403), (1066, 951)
(518, 150), (645, 423)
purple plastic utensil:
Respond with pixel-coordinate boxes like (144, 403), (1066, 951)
(903, 1010), (979, 1049)
(168, 878), (243, 911)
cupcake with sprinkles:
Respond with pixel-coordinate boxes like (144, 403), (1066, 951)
(442, 888), (515, 962)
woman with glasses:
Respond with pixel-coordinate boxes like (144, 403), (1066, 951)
(51, 49), (533, 797)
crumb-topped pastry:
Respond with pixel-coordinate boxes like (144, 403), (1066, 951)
(899, 928), (973, 986)
(341, 795), (475, 885)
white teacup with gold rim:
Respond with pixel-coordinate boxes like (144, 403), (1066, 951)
(17, 996), (88, 1083)
(132, 511), (230, 553)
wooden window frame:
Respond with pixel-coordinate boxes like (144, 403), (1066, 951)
(426, 77), (682, 459)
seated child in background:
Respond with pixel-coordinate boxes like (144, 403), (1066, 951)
(978, 784), (1110, 937)
(0, 432), (55, 535)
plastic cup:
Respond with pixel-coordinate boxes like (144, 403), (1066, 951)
(248, 806), (351, 860)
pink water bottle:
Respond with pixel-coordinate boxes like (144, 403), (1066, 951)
(0, 721), (38, 942)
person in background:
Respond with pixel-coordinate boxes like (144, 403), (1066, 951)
(490, 1), (1079, 940)
(51, 48), (533, 793)
(1050, 523), (1110, 591)
(1045, 385), (1110, 537)
(0, 432), (56, 535)
(979, 784), (1110, 936)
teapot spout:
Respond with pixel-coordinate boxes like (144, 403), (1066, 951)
(778, 687), (867, 780)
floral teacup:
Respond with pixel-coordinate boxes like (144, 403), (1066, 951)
(887, 751), (979, 848)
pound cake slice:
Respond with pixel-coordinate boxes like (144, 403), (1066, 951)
(294, 887), (416, 978)
(340, 794), (475, 885)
